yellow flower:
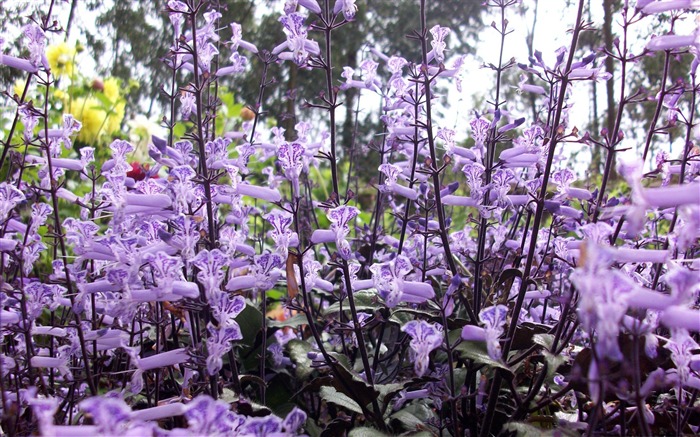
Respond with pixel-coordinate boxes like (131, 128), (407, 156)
(70, 96), (124, 144)
(46, 42), (76, 78)
(105, 100), (125, 135)
(70, 97), (102, 144)
(13, 78), (28, 97)
(103, 77), (121, 103)
(53, 89), (67, 101)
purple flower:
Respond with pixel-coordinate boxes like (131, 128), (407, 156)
(310, 205), (360, 260)
(379, 163), (418, 200)
(191, 249), (229, 298)
(276, 13), (316, 66)
(185, 396), (245, 435)
(167, 1), (188, 37)
(334, 0), (358, 21)
(370, 254), (435, 307)
(278, 142), (305, 195)
(22, 24), (46, 68)
(478, 305), (509, 361)
(206, 323), (243, 375)
(265, 209), (298, 255)
(401, 320), (443, 377)
(240, 415), (283, 436)
(229, 22), (258, 53)
(78, 397), (130, 433)
(210, 292), (246, 327)
(216, 51), (248, 76)
(285, 0), (323, 14)
(429, 25), (451, 63)
(180, 89), (196, 119)
(518, 74), (546, 95)
(0, 53), (38, 72)
(0, 183), (25, 221)
(646, 28), (699, 52)
(283, 407), (307, 433)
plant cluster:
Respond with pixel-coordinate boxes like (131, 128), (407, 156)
(0, 0), (699, 436)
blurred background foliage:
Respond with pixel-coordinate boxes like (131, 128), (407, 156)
(0, 0), (690, 183)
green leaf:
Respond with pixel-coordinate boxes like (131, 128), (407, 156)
(348, 427), (390, 437)
(286, 340), (314, 380)
(533, 333), (555, 350)
(451, 329), (511, 372)
(326, 353), (379, 409)
(542, 350), (567, 379)
(320, 386), (363, 415)
(390, 403), (435, 432)
(236, 301), (263, 350)
(323, 291), (379, 315)
(268, 313), (309, 328)
(511, 323), (552, 351)
(376, 383), (404, 406)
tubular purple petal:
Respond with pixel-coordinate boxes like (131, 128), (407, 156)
(646, 34), (696, 51)
(48, 426), (99, 436)
(643, 0), (700, 14)
(125, 193), (172, 208)
(353, 279), (373, 290)
(641, 183), (700, 208)
(442, 195), (478, 207)
(315, 278), (334, 292)
(391, 183), (418, 200)
(627, 288), (676, 310)
(0, 238), (17, 251)
(310, 229), (336, 244)
(610, 247), (668, 264)
(0, 54), (38, 72)
(403, 281), (435, 301)
(299, 0), (322, 13)
(226, 275), (257, 291)
(236, 184), (282, 202)
(660, 306), (700, 331)
(567, 187), (593, 200)
(130, 403), (187, 421)
(499, 146), (528, 161)
(137, 348), (189, 370)
(0, 310), (19, 325)
(172, 281), (199, 298)
(461, 325), (487, 341)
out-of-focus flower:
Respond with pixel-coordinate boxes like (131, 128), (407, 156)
(70, 94), (125, 144)
(46, 42), (76, 77)
(334, 0), (358, 21)
(103, 77), (121, 102)
(642, 0), (700, 14)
